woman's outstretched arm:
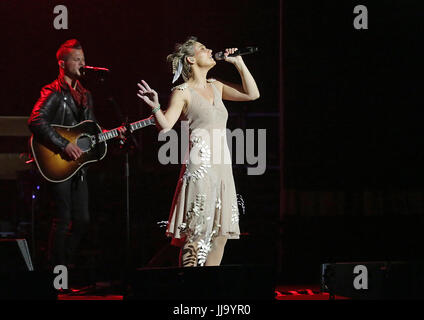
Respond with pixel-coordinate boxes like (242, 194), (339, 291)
(137, 80), (187, 132)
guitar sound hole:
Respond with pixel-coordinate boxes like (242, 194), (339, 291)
(77, 135), (92, 152)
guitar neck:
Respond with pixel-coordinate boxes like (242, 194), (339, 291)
(97, 116), (155, 142)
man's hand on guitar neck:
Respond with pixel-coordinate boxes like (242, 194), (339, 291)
(102, 126), (127, 140)
(117, 126), (127, 140)
(64, 142), (83, 161)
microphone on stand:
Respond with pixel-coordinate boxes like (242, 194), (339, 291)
(214, 46), (259, 60)
(80, 65), (110, 76)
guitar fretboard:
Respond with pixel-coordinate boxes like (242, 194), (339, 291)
(97, 116), (155, 142)
(130, 117), (155, 132)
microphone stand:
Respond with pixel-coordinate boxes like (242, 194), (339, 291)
(107, 97), (139, 295)
(83, 69), (140, 295)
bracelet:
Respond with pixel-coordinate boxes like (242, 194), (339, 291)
(152, 105), (161, 114)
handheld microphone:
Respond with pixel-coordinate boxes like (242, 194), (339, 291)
(80, 66), (110, 75)
(214, 46), (259, 61)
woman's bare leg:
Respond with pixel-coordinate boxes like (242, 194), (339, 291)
(205, 236), (227, 266)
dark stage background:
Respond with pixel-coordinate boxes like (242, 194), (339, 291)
(1, 0), (424, 287)
(282, 1), (424, 283)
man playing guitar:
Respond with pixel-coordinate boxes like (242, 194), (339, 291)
(28, 39), (125, 270)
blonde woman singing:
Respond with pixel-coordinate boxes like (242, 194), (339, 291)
(137, 36), (259, 267)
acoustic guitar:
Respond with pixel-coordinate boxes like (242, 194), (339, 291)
(30, 116), (155, 182)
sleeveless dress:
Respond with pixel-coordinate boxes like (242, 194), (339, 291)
(166, 79), (240, 266)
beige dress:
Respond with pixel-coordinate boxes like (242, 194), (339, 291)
(166, 79), (240, 266)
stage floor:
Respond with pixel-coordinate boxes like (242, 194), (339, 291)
(55, 283), (349, 301)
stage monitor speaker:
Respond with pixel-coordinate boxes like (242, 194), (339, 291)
(0, 239), (56, 300)
(127, 264), (275, 300)
(321, 261), (424, 299)
(0, 271), (57, 300)
(0, 239), (33, 272)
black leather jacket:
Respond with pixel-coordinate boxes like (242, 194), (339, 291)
(28, 78), (97, 153)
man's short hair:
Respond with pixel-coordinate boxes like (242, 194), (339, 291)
(56, 39), (82, 62)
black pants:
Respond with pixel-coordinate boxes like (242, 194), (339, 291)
(47, 173), (90, 268)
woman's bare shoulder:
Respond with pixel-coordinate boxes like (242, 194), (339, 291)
(171, 82), (189, 92)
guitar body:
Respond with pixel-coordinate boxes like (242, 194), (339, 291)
(31, 120), (107, 183)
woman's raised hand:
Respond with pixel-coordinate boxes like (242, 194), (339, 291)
(137, 80), (160, 109)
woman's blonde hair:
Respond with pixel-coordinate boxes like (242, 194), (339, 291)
(166, 36), (198, 82)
